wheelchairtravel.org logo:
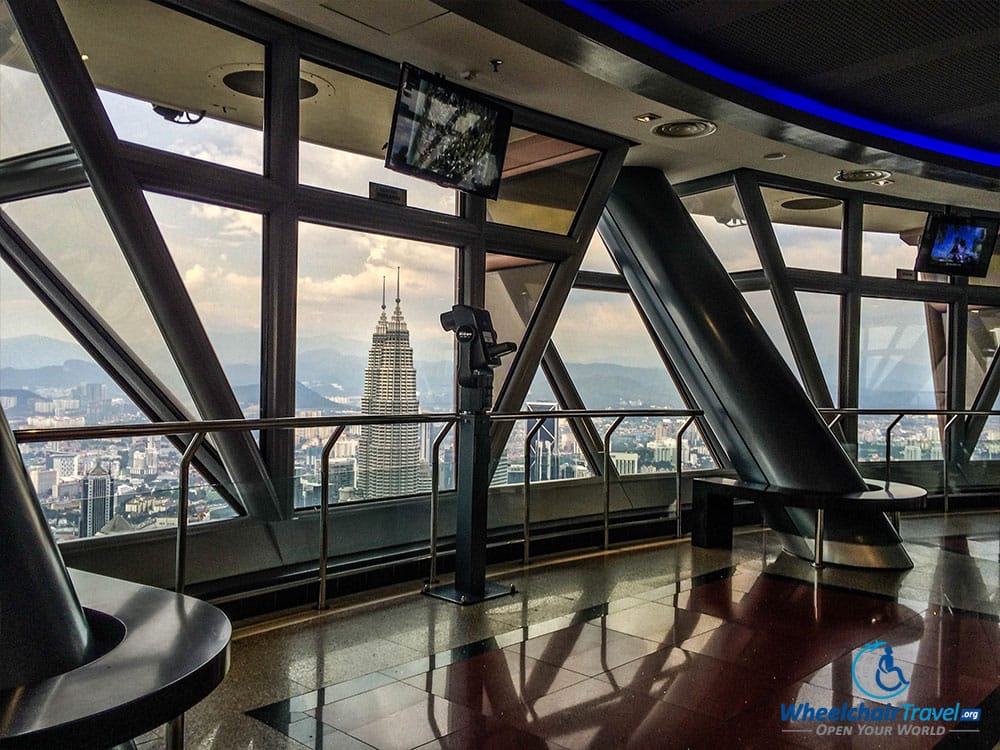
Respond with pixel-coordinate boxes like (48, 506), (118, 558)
(780, 640), (982, 739)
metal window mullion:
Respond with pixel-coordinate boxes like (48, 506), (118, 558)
(735, 172), (833, 408)
(946, 291), (969, 464)
(259, 34), (301, 516)
(0, 144), (88, 203)
(9, 0), (281, 521)
(839, 197), (863, 459)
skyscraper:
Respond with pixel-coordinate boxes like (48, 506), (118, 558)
(355, 274), (422, 499)
(79, 461), (116, 538)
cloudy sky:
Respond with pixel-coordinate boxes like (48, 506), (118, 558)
(0, 60), (949, 409)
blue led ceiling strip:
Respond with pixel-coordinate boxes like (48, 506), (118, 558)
(562, 0), (1000, 168)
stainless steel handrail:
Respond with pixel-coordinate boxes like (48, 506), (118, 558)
(318, 425), (346, 611)
(427, 420), (456, 586)
(522, 418), (547, 564)
(601, 416), (626, 550)
(490, 409), (704, 561)
(818, 407), (1000, 513)
(175, 432), (206, 595)
(12, 412), (460, 443)
(14, 407), (703, 606)
(675, 416), (696, 538)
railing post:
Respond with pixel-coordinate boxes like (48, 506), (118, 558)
(884, 414), (904, 491)
(169, 431), (205, 750)
(675, 416), (695, 538)
(601, 416), (626, 550)
(942, 414), (960, 515)
(318, 425), (346, 611)
(523, 418), (546, 565)
(427, 420), (455, 587)
(175, 432), (206, 595)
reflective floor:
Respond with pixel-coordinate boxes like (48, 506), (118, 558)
(144, 512), (998, 749)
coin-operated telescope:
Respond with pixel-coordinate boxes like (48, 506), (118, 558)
(431, 305), (517, 605)
(440, 305), (516, 413)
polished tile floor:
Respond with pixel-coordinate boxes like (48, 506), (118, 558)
(149, 512), (998, 749)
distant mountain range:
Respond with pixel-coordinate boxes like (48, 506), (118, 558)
(0, 335), (940, 411)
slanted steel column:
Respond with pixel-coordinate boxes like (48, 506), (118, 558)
(601, 167), (911, 569)
(0, 407), (94, 690)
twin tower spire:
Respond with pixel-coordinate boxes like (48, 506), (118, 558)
(381, 267), (401, 311)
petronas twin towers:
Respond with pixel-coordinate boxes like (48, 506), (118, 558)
(356, 273), (424, 499)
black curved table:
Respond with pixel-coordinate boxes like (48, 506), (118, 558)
(691, 477), (928, 568)
(0, 569), (230, 749)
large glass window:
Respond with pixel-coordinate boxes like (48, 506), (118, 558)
(553, 289), (678, 408)
(967, 305), (1000, 406)
(146, 193), (262, 417)
(0, 3), (70, 158)
(2, 189), (196, 415)
(681, 187), (759, 272)
(59, 0), (265, 172)
(299, 59), (456, 213)
(798, 291), (841, 399)
(862, 205), (927, 278)
(0, 260), (147, 427)
(859, 297), (943, 461)
(760, 187), (842, 272)
(485, 255), (553, 400)
(743, 289), (798, 384)
(295, 223), (454, 502)
(580, 231), (618, 274)
(488, 130), (600, 235)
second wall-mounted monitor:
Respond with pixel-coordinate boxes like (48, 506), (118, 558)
(914, 213), (999, 277)
(385, 64), (512, 200)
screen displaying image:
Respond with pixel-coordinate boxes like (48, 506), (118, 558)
(915, 214), (999, 277)
(385, 64), (512, 199)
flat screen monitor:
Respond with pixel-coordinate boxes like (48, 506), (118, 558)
(914, 214), (999, 277)
(385, 64), (512, 199)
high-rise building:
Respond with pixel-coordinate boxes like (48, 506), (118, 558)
(79, 462), (116, 538)
(526, 402), (559, 481)
(355, 276), (422, 499)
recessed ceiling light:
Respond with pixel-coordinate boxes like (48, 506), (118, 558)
(781, 197), (842, 211)
(634, 112), (661, 123)
(652, 119), (717, 138)
(763, 152), (786, 160)
(872, 178), (895, 187)
(80, 53), (89, 61)
(222, 69), (319, 99)
(834, 168), (892, 183)
(209, 63), (334, 102)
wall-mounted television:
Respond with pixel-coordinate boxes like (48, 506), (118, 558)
(385, 63), (512, 200)
(914, 213), (999, 277)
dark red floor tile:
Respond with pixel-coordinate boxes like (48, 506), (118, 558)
(402, 647), (588, 718)
(603, 646), (773, 719)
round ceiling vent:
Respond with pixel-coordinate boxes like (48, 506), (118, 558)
(781, 197), (842, 211)
(652, 119), (717, 138)
(834, 168), (892, 183)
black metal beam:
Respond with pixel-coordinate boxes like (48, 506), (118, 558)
(0, 144), (88, 203)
